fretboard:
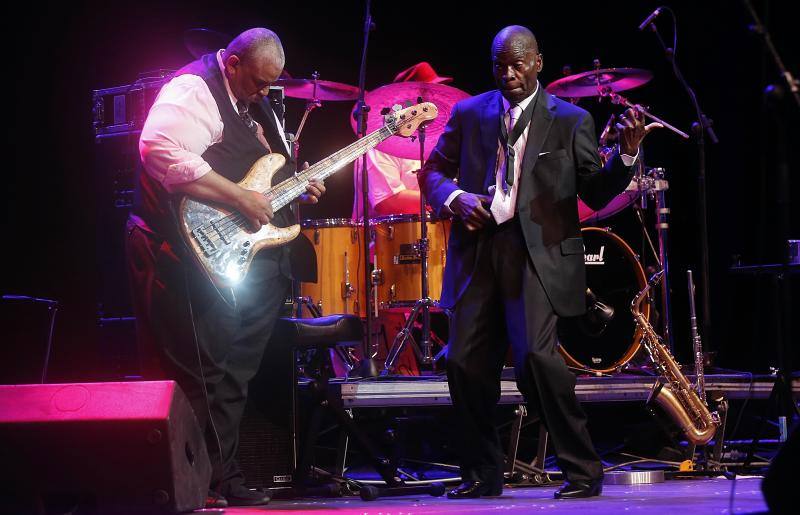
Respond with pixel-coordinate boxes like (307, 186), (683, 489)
(267, 124), (395, 211)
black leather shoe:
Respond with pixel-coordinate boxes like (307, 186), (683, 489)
(225, 486), (271, 506)
(447, 481), (502, 499)
(205, 490), (228, 508)
(554, 479), (603, 499)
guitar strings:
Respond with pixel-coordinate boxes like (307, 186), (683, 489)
(198, 121), (402, 245)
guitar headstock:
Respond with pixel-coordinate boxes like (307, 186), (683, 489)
(385, 102), (438, 137)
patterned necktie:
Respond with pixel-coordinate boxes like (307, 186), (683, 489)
(503, 105), (522, 191)
(237, 101), (258, 135)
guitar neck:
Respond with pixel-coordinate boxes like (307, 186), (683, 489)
(267, 124), (395, 211)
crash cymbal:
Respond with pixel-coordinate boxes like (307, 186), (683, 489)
(351, 81), (471, 160)
(183, 28), (231, 59)
(274, 78), (360, 101)
(545, 68), (653, 98)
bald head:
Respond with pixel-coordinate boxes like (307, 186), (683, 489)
(492, 25), (539, 57)
(491, 25), (543, 103)
(223, 28), (285, 104)
(226, 28), (285, 68)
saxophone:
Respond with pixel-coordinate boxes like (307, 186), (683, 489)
(632, 270), (720, 445)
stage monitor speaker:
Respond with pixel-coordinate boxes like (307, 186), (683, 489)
(0, 381), (211, 514)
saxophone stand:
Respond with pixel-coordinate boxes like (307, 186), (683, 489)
(381, 105), (436, 376)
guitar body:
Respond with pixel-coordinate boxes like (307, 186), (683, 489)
(177, 153), (301, 288)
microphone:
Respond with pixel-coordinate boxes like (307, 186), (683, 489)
(638, 7), (662, 31)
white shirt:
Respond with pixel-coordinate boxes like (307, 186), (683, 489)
(139, 50), (289, 192)
(352, 148), (421, 218)
(489, 85), (538, 223)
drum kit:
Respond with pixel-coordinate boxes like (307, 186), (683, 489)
(182, 28), (685, 377)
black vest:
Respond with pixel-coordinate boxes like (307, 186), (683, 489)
(133, 52), (297, 279)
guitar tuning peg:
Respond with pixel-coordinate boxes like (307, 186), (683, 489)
(392, 104), (402, 112)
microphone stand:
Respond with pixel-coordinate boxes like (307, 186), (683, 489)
(742, 0), (800, 109)
(642, 6), (717, 353)
(351, 0), (380, 377)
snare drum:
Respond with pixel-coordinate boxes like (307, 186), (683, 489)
(373, 214), (450, 307)
(557, 227), (650, 374)
(299, 218), (365, 317)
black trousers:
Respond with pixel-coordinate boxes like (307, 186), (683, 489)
(125, 220), (291, 494)
(446, 219), (602, 488)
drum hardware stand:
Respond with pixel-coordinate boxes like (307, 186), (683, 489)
(382, 103), (436, 375)
(504, 405), (554, 485)
(650, 167), (674, 351)
(294, 296), (322, 318)
(291, 71), (322, 161)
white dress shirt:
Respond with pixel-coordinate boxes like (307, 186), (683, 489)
(352, 148), (421, 218)
(139, 50), (289, 192)
(489, 86), (539, 223)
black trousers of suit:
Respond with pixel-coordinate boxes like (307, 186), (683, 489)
(125, 219), (291, 495)
(446, 218), (603, 487)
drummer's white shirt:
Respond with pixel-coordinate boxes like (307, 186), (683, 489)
(352, 148), (421, 219)
(443, 84), (637, 218)
(139, 50), (290, 192)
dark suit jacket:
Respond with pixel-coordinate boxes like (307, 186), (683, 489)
(418, 87), (634, 316)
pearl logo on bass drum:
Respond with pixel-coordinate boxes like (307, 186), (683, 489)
(584, 245), (606, 265)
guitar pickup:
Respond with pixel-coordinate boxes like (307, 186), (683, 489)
(192, 226), (217, 257)
(210, 220), (231, 245)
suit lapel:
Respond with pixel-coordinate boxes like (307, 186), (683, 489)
(480, 91), (503, 193)
(520, 88), (556, 177)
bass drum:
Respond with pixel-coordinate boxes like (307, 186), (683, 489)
(557, 227), (650, 374)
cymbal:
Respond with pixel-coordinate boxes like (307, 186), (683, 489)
(183, 28), (230, 59)
(350, 81), (471, 160)
(274, 78), (360, 101)
(545, 68), (653, 98)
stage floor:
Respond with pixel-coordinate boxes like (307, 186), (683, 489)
(197, 476), (768, 514)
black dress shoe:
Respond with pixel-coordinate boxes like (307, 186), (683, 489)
(554, 479), (603, 499)
(225, 486), (271, 506)
(205, 489), (228, 508)
(447, 481), (502, 499)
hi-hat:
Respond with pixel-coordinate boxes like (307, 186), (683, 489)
(546, 68), (653, 98)
(275, 78), (360, 101)
(351, 81), (471, 160)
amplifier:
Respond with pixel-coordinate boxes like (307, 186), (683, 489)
(236, 330), (297, 491)
(93, 73), (285, 137)
(92, 70), (173, 137)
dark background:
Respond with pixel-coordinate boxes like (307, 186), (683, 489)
(6, 0), (798, 382)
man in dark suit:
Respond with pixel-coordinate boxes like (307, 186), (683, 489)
(418, 25), (660, 499)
